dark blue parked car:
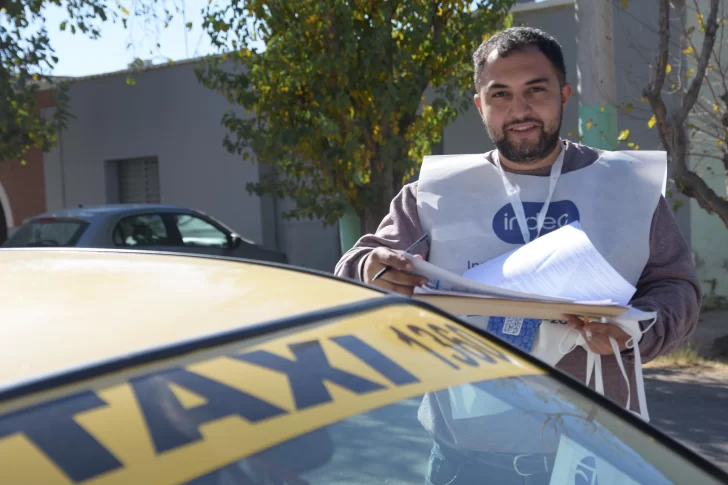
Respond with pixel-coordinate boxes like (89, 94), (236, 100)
(2, 204), (288, 264)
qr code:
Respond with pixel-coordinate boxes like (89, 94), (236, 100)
(502, 317), (523, 336)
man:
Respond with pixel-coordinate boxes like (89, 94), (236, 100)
(335, 27), (701, 483)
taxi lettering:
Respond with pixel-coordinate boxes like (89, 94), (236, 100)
(0, 331), (422, 482)
(233, 335), (417, 410)
(0, 319), (529, 485)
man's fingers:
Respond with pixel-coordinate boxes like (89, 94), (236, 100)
(373, 248), (414, 272)
(562, 314), (586, 329)
(374, 279), (417, 296)
(381, 269), (427, 287)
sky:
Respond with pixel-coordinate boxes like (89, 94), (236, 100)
(45, 0), (544, 77)
(45, 0), (218, 77)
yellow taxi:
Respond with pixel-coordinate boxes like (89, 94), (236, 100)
(0, 248), (725, 485)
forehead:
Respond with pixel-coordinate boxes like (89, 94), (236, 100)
(480, 46), (559, 88)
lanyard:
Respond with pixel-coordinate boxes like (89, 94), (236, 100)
(492, 143), (565, 244)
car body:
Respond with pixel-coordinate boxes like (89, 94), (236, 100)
(1, 204), (288, 264)
(0, 248), (726, 485)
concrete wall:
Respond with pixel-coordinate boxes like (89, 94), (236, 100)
(44, 61), (267, 245)
(42, 60), (342, 272)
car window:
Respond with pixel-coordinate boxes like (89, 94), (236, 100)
(173, 214), (229, 248)
(3, 219), (87, 247)
(114, 214), (170, 246)
(0, 306), (722, 485)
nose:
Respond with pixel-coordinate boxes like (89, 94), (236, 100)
(509, 94), (533, 118)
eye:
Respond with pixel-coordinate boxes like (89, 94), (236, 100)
(530, 86), (546, 93)
(491, 91), (507, 98)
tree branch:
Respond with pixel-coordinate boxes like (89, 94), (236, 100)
(677, 0), (721, 124)
(644, 0), (672, 149)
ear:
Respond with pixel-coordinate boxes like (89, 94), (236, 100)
(474, 93), (484, 118)
(561, 82), (573, 108)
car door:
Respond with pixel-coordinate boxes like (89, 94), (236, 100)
(165, 212), (233, 258)
(112, 213), (185, 254)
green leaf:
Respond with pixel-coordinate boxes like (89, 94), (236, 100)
(126, 76), (136, 86)
(60, 21), (67, 31)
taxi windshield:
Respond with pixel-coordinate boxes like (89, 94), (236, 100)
(0, 303), (721, 485)
(185, 373), (707, 485)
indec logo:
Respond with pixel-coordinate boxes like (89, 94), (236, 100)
(492, 200), (580, 244)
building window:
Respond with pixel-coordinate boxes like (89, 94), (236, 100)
(117, 158), (161, 204)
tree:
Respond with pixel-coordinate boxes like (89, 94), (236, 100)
(638, 0), (728, 228)
(197, 1), (515, 235)
(0, 0), (179, 164)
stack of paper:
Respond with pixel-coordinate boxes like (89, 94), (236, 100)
(407, 222), (636, 318)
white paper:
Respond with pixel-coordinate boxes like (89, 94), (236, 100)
(405, 255), (571, 303)
(462, 222), (636, 306)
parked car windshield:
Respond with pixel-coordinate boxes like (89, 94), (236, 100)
(2, 219), (88, 247)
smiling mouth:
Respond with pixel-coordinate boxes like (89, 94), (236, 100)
(507, 123), (541, 132)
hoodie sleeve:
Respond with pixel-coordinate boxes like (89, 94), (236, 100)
(334, 182), (429, 281)
(629, 196), (702, 362)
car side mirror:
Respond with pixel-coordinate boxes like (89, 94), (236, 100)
(230, 234), (243, 249)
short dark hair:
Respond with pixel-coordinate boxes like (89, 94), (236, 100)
(472, 27), (566, 89)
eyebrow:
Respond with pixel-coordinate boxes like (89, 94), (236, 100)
(487, 77), (551, 90)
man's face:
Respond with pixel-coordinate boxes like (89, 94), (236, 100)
(474, 46), (571, 165)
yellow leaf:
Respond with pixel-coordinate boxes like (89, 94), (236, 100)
(665, 64), (672, 74)
(567, 131), (574, 137)
(696, 12), (704, 20)
(683, 46), (693, 54)
(121, 7), (130, 15)
(633, 145), (640, 150)
(585, 121), (593, 130)
(625, 103), (633, 113)
(621, 0), (628, 8)
(718, 140), (724, 147)
(641, 96), (648, 103)
(715, 104), (720, 112)
(618, 129), (630, 141)
(708, 65), (714, 71)
(685, 68), (696, 78)
(600, 106), (605, 112)
(647, 115), (657, 128)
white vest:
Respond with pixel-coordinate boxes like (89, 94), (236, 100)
(417, 147), (666, 285)
(416, 144), (666, 421)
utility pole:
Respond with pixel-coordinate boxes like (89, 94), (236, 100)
(575, 0), (618, 150)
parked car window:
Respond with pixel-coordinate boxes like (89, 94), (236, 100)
(173, 214), (229, 248)
(2, 219), (88, 247)
(114, 214), (170, 246)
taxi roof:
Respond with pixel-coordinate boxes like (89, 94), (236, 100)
(0, 248), (383, 390)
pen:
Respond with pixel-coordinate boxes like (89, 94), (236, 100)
(372, 233), (429, 282)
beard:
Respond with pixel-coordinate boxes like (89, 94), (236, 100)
(486, 111), (562, 164)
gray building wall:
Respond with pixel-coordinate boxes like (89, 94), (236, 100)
(42, 61), (341, 272)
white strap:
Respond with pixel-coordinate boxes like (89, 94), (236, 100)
(610, 338), (631, 412)
(492, 142), (565, 244)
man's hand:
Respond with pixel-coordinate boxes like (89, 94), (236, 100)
(562, 314), (632, 355)
(363, 248), (428, 296)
